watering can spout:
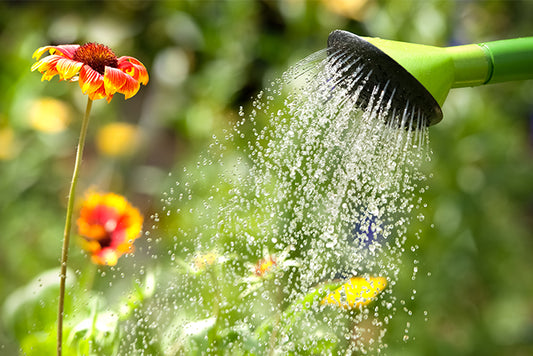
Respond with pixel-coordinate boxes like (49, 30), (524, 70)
(360, 38), (488, 107)
(328, 30), (533, 127)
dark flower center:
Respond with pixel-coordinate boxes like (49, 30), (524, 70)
(73, 43), (119, 75)
(99, 234), (112, 249)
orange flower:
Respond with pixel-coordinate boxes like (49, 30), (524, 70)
(31, 43), (148, 102)
(254, 255), (276, 277)
(77, 192), (143, 266)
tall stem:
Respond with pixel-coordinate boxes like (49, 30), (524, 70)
(268, 281), (283, 356)
(57, 97), (93, 356)
(207, 267), (222, 355)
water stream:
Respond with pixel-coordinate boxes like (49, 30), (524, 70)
(125, 48), (431, 354)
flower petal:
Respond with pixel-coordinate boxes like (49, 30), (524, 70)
(31, 55), (61, 73)
(32, 46), (56, 60)
(56, 58), (83, 80)
(79, 238), (101, 254)
(78, 220), (107, 240)
(104, 93), (114, 103)
(118, 74), (140, 100)
(79, 64), (104, 95)
(32, 44), (79, 60)
(92, 248), (120, 266)
(118, 56), (149, 85)
(103, 66), (127, 96)
(50, 44), (80, 59)
(90, 85), (109, 102)
(116, 240), (135, 254)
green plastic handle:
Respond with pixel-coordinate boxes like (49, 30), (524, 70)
(363, 34), (533, 106)
(447, 37), (533, 88)
(478, 37), (533, 84)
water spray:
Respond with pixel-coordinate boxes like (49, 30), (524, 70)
(328, 30), (533, 128)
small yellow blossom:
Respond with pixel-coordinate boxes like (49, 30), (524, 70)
(254, 255), (276, 277)
(194, 252), (218, 271)
(321, 276), (387, 309)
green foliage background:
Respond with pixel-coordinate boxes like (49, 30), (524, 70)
(1, 0), (532, 355)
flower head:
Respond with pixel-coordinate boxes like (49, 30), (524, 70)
(254, 255), (277, 277)
(77, 191), (143, 266)
(31, 43), (148, 102)
(193, 252), (219, 271)
(241, 246), (299, 290)
(321, 276), (387, 309)
(246, 246), (297, 281)
(240, 247), (294, 299)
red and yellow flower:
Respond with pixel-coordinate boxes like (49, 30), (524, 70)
(77, 191), (143, 266)
(31, 43), (148, 102)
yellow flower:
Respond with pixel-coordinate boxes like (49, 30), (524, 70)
(29, 97), (71, 133)
(77, 191), (143, 266)
(0, 127), (18, 160)
(96, 122), (141, 157)
(194, 252), (218, 271)
(321, 276), (387, 309)
(31, 43), (148, 102)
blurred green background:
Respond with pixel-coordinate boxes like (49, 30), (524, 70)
(1, 0), (532, 355)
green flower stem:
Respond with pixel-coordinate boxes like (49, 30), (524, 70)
(207, 266), (222, 355)
(57, 97), (93, 356)
(267, 282), (283, 356)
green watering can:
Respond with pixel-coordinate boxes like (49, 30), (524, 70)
(328, 30), (533, 128)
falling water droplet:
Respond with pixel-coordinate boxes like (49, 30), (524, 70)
(117, 46), (432, 354)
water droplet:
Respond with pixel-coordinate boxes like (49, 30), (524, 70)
(116, 46), (434, 354)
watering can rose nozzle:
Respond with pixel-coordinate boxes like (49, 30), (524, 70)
(328, 30), (533, 128)
(327, 30), (443, 128)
